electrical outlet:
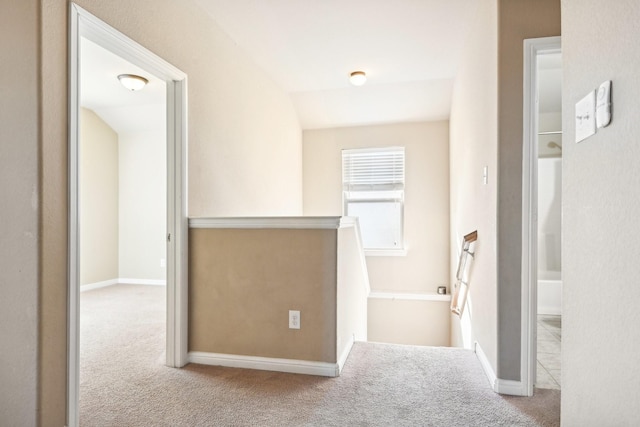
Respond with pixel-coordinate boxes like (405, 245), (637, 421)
(289, 310), (300, 329)
(160, 258), (166, 268)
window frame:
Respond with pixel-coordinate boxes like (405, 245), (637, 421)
(342, 147), (406, 256)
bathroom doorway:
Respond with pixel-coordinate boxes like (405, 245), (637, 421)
(522, 36), (561, 396)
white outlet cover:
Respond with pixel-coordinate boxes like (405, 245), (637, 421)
(289, 310), (300, 329)
(575, 90), (596, 143)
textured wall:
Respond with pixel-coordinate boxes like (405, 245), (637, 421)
(561, 0), (640, 424)
(303, 122), (450, 293)
(449, 0), (499, 369)
(189, 228), (337, 362)
(118, 128), (167, 281)
(80, 108), (120, 285)
(0, 0), (39, 424)
(40, 0), (305, 423)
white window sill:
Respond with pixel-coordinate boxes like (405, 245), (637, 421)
(364, 249), (407, 257)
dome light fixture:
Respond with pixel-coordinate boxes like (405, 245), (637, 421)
(349, 71), (367, 86)
(117, 74), (149, 91)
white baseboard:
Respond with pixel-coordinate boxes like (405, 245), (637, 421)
(474, 341), (498, 390)
(337, 335), (355, 374)
(188, 351), (340, 377)
(81, 278), (166, 292)
(538, 306), (561, 316)
(118, 278), (166, 286)
(80, 279), (118, 292)
(495, 378), (527, 395)
(474, 341), (527, 396)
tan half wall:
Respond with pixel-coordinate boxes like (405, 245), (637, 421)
(188, 217), (368, 373)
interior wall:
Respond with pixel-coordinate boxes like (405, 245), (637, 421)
(80, 108), (120, 286)
(118, 128), (166, 281)
(189, 228), (337, 363)
(303, 122), (450, 293)
(496, 0), (560, 380)
(39, 0), (305, 423)
(0, 0), (39, 424)
(449, 0), (499, 370)
(562, 0), (640, 423)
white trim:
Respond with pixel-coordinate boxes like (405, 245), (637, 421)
(189, 216), (343, 229)
(522, 36), (561, 398)
(495, 379), (527, 396)
(79, 279), (118, 292)
(474, 341), (498, 391)
(538, 306), (562, 316)
(337, 335), (355, 374)
(188, 352), (340, 377)
(475, 341), (528, 396)
(118, 278), (167, 286)
(68, 4), (189, 426)
(368, 291), (451, 302)
(80, 279), (167, 292)
(365, 248), (408, 257)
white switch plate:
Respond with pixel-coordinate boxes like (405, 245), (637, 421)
(596, 80), (612, 128)
(289, 310), (300, 329)
(575, 90), (596, 143)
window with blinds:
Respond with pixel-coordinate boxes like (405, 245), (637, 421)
(342, 147), (405, 252)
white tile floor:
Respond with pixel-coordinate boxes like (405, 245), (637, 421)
(536, 315), (561, 389)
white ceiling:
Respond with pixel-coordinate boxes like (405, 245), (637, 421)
(194, 0), (478, 129)
(80, 38), (166, 134)
(81, 2), (560, 133)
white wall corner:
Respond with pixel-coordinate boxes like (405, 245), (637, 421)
(188, 352), (340, 377)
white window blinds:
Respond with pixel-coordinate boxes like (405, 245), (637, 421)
(342, 147), (405, 191)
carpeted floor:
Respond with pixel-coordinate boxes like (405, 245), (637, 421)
(80, 284), (559, 426)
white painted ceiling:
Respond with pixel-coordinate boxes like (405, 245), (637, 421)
(194, 0), (478, 129)
(80, 38), (165, 134)
(81, 2), (560, 133)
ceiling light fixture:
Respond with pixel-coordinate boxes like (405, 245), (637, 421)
(349, 71), (367, 86)
(117, 74), (149, 91)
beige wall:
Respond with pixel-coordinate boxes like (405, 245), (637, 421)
(562, 0), (640, 424)
(38, 0), (305, 423)
(189, 228), (337, 363)
(119, 129), (166, 281)
(303, 122), (450, 294)
(0, 0), (39, 424)
(449, 0), (560, 381)
(368, 299), (450, 347)
(449, 0), (499, 369)
(80, 108), (120, 285)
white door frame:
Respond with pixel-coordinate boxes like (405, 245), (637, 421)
(68, 4), (188, 426)
(521, 36), (561, 397)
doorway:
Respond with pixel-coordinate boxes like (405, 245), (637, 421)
(68, 4), (188, 427)
(522, 36), (562, 396)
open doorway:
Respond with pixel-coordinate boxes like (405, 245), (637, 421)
(522, 36), (562, 396)
(535, 50), (562, 390)
(68, 4), (188, 426)
(78, 36), (168, 419)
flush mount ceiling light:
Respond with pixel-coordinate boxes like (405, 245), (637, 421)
(349, 71), (367, 86)
(117, 74), (149, 91)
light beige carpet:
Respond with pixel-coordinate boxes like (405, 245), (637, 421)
(80, 284), (559, 426)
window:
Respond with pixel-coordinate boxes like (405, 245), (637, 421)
(342, 147), (405, 254)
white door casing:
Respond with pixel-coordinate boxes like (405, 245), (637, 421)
(521, 36), (561, 397)
(68, 4), (188, 426)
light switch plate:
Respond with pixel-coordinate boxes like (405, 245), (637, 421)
(575, 90), (596, 143)
(596, 80), (612, 128)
